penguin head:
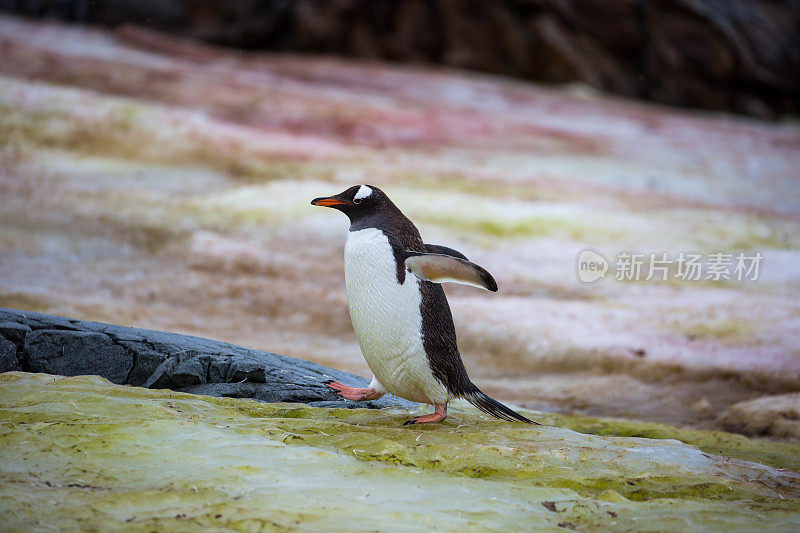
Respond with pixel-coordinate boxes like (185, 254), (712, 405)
(311, 185), (390, 222)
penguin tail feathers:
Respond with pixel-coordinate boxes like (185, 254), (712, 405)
(462, 384), (538, 424)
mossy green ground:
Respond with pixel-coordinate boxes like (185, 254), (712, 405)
(2, 373), (799, 531)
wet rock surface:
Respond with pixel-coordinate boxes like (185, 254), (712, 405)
(0, 308), (413, 410)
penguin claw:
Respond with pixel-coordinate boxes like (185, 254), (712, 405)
(403, 405), (448, 426)
(325, 381), (383, 401)
(325, 381), (347, 392)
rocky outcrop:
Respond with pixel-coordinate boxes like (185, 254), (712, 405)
(0, 308), (413, 409)
(4, 0), (799, 117)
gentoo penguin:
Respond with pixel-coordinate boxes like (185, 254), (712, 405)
(312, 185), (535, 425)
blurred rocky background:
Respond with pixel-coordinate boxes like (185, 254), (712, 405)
(3, 0), (800, 119)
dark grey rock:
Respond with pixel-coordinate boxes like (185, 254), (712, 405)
(118, 340), (168, 387)
(166, 353), (206, 388)
(0, 308), (415, 410)
(0, 321), (31, 345)
(229, 358), (268, 383)
(24, 329), (133, 384)
(2, 311), (81, 332)
(143, 356), (179, 389)
(0, 337), (20, 372)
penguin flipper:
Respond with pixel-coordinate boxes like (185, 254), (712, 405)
(404, 251), (498, 292)
(423, 244), (469, 261)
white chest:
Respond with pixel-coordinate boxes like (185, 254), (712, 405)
(343, 228), (447, 404)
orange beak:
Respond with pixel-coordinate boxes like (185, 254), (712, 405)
(311, 197), (346, 207)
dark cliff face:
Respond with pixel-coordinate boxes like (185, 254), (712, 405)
(4, 0), (799, 119)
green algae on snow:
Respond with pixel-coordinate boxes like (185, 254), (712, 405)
(1, 373), (800, 532)
(535, 410), (800, 474)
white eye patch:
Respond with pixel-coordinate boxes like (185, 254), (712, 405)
(354, 185), (373, 200)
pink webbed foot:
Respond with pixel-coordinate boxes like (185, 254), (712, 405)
(325, 381), (383, 401)
(403, 404), (448, 426)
